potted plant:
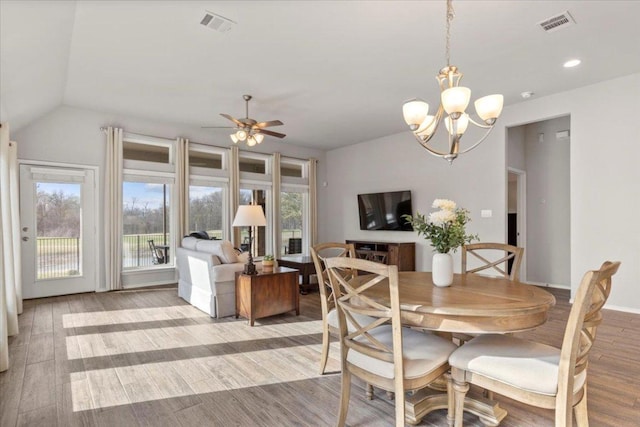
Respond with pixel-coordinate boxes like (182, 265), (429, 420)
(262, 254), (275, 271)
(403, 199), (478, 287)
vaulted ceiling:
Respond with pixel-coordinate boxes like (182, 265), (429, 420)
(2, 1), (640, 150)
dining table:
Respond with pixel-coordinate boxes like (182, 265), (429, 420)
(360, 271), (556, 426)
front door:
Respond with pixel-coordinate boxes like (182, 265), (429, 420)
(20, 164), (97, 298)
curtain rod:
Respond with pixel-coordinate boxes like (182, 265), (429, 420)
(99, 126), (318, 163)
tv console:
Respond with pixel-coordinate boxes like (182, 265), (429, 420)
(345, 240), (415, 271)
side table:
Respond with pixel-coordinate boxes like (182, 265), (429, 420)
(235, 267), (300, 326)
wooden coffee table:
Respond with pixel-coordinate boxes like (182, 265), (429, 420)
(235, 267), (300, 326)
(277, 255), (317, 294)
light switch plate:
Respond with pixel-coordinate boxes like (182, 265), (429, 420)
(481, 209), (492, 218)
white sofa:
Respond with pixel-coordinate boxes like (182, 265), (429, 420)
(176, 237), (253, 318)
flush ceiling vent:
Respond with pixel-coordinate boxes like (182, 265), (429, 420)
(200, 11), (236, 33)
(538, 11), (576, 33)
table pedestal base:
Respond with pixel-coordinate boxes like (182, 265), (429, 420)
(404, 389), (507, 426)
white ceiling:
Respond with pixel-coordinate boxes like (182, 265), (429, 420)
(2, 1), (640, 150)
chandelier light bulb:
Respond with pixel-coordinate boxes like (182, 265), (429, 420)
(444, 113), (469, 136)
(415, 115), (437, 139)
(474, 94), (504, 124)
(236, 129), (247, 141)
(402, 99), (429, 130)
(230, 134), (239, 143)
(254, 133), (264, 144)
(441, 87), (471, 115)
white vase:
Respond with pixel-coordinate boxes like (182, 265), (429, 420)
(432, 253), (454, 287)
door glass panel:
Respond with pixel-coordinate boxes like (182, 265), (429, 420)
(123, 181), (172, 269)
(36, 182), (82, 279)
(281, 191), (303, 255)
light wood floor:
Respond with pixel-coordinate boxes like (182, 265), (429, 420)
(1, 286), (639, 427)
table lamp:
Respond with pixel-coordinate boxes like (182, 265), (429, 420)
(232, 205), (267, 275)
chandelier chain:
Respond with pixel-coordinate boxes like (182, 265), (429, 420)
(445, 0), (455, 66)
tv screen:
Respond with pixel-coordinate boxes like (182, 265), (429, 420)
(358, 191), (413, 231)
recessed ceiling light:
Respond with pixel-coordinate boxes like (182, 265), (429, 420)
(563, 59), (581, 68)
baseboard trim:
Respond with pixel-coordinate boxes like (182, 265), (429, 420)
(523, 280), (570, 290)
(123, 280), (177, 290)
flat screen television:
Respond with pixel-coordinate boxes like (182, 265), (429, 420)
(357, 191), (413, 231)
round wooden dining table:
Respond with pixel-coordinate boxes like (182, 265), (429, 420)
(361, 271), (556, 425)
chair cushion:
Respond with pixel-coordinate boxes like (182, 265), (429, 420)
(347, 327), (457, 380)
(195, 239), (238, 264)
(449, 334), (586, 396)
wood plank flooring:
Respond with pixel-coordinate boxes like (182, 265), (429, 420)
(1, 286), (639, 426)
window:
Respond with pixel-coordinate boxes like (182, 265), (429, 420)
(239, 152), (272, 257)
(188, 144), (228, 240)
(280, 158), (310, 256)
(122, 134), (175, 270)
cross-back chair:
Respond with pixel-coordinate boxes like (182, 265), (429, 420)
(310, 242), (358, 375)
(326, 257), (457, 427)
(462, 242), (524, 281)
(449, 261), (620, 427)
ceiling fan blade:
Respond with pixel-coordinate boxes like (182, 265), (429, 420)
(256, 129), (286, 138)
(254, 120), (284, 128)
(220, 113), (243, 126)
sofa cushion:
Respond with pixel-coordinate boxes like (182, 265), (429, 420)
(195, 239), (238, 264)
(181, 236), (199, 250)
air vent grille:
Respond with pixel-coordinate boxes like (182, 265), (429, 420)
(200, 11), (236, 33)
(538, 11), (576, 33)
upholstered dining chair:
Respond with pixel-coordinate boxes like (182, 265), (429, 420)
(448, 261), (620, 427)
(310, 242), (358, 375)
(462, 242), (524, 281)
(326, 257), (457, 427)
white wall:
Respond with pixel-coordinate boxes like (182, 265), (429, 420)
(15, 105), (326, 291)
(524, 116), (571, 286)
(322, 72), (640, 312)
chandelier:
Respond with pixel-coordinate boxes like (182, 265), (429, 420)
(402, 0), (503, 163)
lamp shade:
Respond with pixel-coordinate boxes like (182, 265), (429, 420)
(254, 133), (264, 144)
(444, 113), (469, 135)
(474, 94), (504, 123)
(441, 87), (471, 114)
(415, 115), (437, 139)
(232, 205), (267, 227)
(402, 99), (429, 128)
(230, 134), (239, 143)
(247, 135), (257, 147)
(236, 129), (247, 141)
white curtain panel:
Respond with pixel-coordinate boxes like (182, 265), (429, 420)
(176, 137), (189, 239)
(229, 146), (240, 247)
(105, 127), (123, 291)
(0, 123), (22, 372)
(272, 152), (282, 256)
(309, 158), (318, 247)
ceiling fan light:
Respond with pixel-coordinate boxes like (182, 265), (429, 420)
(254, 133), (264, 144)
(475, 94), (504, 124)
(402, 99), (429, 130)
(236, 130), (247, 141)
(442, 87), (471, 115)
(230, 134), (239, 143)
(247, 135), (257, 146)
(444, 113), (469, 135)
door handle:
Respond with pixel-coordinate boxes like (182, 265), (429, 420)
(22, 236), (29, 241)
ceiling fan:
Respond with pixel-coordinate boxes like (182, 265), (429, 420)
(203, 95), (285, 145)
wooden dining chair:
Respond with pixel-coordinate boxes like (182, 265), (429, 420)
(310, 242), (358, 375)
(462, 242), (524, 281)
(448, 261), (620, 427)
(326, 257), (457, 427)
